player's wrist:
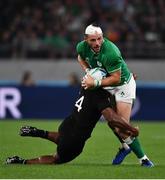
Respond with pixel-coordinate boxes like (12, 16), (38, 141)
(94, 79), (102, 88)
(85, 68), (90, 73)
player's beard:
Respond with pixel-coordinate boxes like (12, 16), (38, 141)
(93, 45), (101, 53)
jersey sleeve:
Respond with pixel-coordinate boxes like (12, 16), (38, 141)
(76, 42), (85, 60)
(105, 52), (122, 74)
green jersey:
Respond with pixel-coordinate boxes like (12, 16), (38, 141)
(76, 38), (131, 86)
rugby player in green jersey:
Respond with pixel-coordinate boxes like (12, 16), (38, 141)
(76, 24), (154, 167)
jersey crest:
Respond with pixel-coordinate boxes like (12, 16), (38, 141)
(97, 61), (102, 67)
(85, 57), (89, 61)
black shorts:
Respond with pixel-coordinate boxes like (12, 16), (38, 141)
(56, 116), (87, 164)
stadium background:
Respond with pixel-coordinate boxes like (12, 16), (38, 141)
(0, 0), (165, 178)
(0, 0), (165, 120)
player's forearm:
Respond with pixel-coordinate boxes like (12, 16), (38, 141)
(78, 55), (90, 72)
(101, 75), (120, 87)
(82, 70), (121, 89)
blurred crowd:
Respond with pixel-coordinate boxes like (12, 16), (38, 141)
(0, 0), (165, 59)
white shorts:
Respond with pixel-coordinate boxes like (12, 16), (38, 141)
(104, 75), (136, 104)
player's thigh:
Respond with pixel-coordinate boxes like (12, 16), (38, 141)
(115, 76), (135, 121)
(116, 101), (132, 122)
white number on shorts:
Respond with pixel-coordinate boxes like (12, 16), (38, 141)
(75, 96), (84, 112)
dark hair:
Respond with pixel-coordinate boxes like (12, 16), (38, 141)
(22, 71), (32, 81)
(21, 70), (35, 86)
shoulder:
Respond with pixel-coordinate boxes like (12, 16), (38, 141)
(76, 40), (87, 53)
(103, 38), (122, 58)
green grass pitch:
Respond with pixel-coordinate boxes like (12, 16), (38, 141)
(0, 120), (165, 179)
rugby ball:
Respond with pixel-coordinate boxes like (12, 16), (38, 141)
(87, 67), (107, 80)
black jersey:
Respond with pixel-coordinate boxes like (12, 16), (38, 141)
(59, 88), (111, 140)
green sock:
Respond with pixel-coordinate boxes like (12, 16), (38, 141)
(129, 138), (145, 158)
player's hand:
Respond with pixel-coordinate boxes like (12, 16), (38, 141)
(81, 74), (94, 89)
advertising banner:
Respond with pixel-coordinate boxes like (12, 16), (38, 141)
(0, 86), (79, 119)
(0, 85), (164, 120)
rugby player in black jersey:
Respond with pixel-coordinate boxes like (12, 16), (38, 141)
(6, 88), (138, 165)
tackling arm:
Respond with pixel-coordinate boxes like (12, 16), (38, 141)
(102, 107), (139, 139)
